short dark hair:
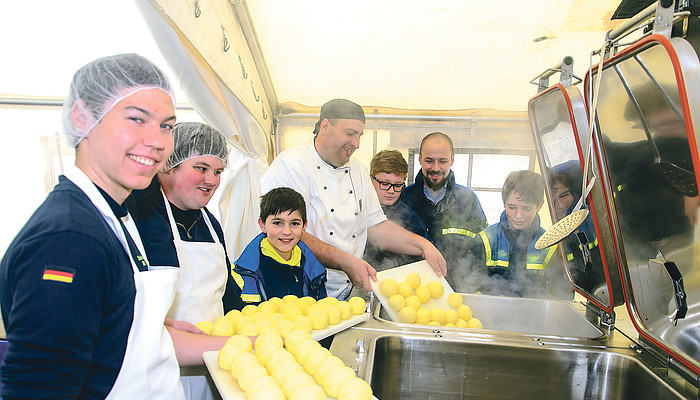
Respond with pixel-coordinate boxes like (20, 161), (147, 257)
(260, 187), (307, 224)
(419, 132), (454, 157)
(502, 170), (544, 206)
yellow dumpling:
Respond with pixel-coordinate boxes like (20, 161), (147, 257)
(415, 308), (431, 325)
(224, 334), (253, 353)
(283, 294), (300, 303)
(268, 297), (285, 309)
(467, 317), (483, 329)
(338, 300), (352, 320)
(337, 377), (373, 400)
(430, 307), (446, 325)
(308, 307), (330, 330)
(405, 272), (421, 289)
(397, 282), (413, 298)
(268, 355), (302, 382)
(405, 295), (421, 311)
(323, 304), (342, 325)
(255, 340), (283, 366)
(288, 383), (327, 400)
(456, 318), (468, 328)
(447, 292), (463, 308)
(292, 314), (314, 333)
(281, 371), (316, 398)
(292, 339), (322, 364)
(241, 304), (258, 316)
(414, 285), (431, 304)
(224, 309), (243, 324)
(236, 363), (268, 391)
(427, 281), (444, 298)
(194, 320), (213, 335)
(247, 382), (286, 400)
(387, 294), (405, 311)
(217, 344), (241, 370)
(255, 332), (283, 349)
(257, 301), (278, 315)
(398, 306), (417, 324)
(230, 351), (259, 380)
(314, 355), (345, 385)
(445, 309), (459, 324)
(457, 304), (473, 321)
(279, 303), (303, 320)
(323, 365), (357, 398)
(283, 329), (312, 354)
(379, 278), (399, 297)
(348, 297), (367, 314)
(303, 347), (331, 375)
(237, 321), (260, 336)
(275, 319), (296, 338)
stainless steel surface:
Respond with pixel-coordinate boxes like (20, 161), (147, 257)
(375, 294), (605, 339)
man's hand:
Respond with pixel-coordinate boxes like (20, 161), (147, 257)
(165, 318), (205, 334)
(421, 242), (447, 277)
(343, 257), (377, 291)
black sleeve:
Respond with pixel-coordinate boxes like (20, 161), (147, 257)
(1, 232), (119, 399)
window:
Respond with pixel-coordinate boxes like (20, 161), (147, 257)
(409, 149), (535, 224)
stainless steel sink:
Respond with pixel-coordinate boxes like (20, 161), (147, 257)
(368, 336), (686, 400)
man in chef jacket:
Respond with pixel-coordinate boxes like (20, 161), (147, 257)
(260, 98), (446, 300)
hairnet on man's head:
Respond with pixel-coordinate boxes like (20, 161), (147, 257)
(62, 53), (175, 148)
(163, 122), (230, 171)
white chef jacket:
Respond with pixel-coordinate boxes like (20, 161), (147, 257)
(260, 141), (386, 298)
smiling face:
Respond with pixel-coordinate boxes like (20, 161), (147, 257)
(372, 172), (406, 206)
(258, 210), (306, 261)
(419, 137), (454, 190)
(73, 88), (176, 203)
(504, 190), (542, 231)
(159, 156), (225, 211)
(315, 118), (364, 167)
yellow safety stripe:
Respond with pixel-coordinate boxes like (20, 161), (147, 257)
(230, 266), (245, 290)
(479, 231), (497, 266)
(241, 294), (261, 303)
(442, 228), (476, 238)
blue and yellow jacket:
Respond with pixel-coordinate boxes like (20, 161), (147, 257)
(231, 233), (327, 305)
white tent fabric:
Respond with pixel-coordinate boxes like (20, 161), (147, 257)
(136, 0), (269, 259)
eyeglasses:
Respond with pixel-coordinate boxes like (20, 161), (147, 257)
(372, 175), (405, 192)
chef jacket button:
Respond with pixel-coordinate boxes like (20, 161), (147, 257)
(331, 208), (334, 212)
(355, 212), (358, 216)
(324, 186), (327, 190)
(352, 234), (356, 239)
(329, 231), (334, 235)
(317, 166), (321, 169)
(349, 190), (353, 194)
(345, 170), (348, 173)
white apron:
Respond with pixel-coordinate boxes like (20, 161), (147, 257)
(162, 190), (227, 400)
(65, 167), (185, 400)
(163, 190), (227, 324)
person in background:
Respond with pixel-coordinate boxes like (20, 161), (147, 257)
(550, 161), (606, 294)
(232, 187), (327, 304)
(400, 132), (487, 289)
(0, 54), (192, 399)
(127, 121), (243, 400)
(364, 150), (428, 271)
(260, 98), (446, 300)
(465, 170), (570, 299)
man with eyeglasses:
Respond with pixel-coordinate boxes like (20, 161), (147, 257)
(364, 150), (428, 271)
(260, 99), (445, 300)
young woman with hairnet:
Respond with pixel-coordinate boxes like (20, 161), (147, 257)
(127, 122), (243, 400)
(0, 54), (230, 399)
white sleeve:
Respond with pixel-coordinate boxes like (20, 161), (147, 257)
(260, 154), (312, 203)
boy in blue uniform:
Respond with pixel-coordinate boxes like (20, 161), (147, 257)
(465, 170), (570, 299)
(233, 187), (327, 304)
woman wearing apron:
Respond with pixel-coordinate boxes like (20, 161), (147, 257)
(128, 122), (243, 400)
(0, 54), (228, 400)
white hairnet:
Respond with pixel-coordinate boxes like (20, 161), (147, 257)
(62, 53), (175, 148)
(163, 122), (230, 171)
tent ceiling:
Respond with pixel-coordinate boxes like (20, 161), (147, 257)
(245, 0), (623, 112)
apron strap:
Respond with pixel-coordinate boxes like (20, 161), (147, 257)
(117, 218), (149, 272)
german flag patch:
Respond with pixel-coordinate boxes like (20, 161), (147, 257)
(42, 267), (75, 284)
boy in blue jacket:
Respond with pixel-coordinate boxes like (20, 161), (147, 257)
(232, 187), (327, 305)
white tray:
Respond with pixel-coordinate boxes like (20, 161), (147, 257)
(369, 260), (455, 322)
(203, 350), (379, 400)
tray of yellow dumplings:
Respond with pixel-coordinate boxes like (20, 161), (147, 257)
(203, 329), (379, 400)
(369, 260), (482, 328)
